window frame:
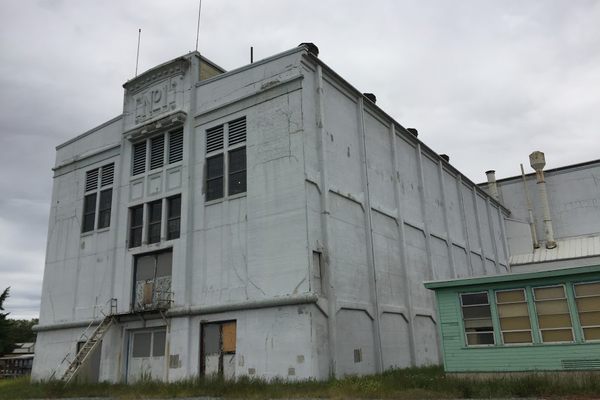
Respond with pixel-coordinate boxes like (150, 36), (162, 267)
(147, 200), (162, 244)
(166, 195), (181, 240)
(129, 204), (144, 248)
(131, 129), (184, 178)
(204, 117), (246, 203)
(495, 288), (533, 346)
(573, 280), (600, 343)
(532, 284), (575, 344)
(460, 291), (496, 347)
(81, 163), (114, 234)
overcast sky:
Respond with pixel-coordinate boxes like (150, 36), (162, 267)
(1, 0), (599, 320)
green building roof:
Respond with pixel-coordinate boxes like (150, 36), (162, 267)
(424, 264), (600, 290)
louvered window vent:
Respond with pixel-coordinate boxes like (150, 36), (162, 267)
(101, 163), (114, 187)
(168, 130), (183, 163)
(228, 117), (246, 146)
(206, 125), (224, 153)
(85, 169), (99, 192)
(132, 142), (146, 176)
(561, 359), (600, 370)
(150, 135), (165, 170)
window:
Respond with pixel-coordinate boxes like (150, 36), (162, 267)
(131, 330), (166, 358)
(574, 282), (600, 341)
(82, 163), (114, 233)
(148, 200), (162, 244)
(129, 196), (181, 248)
(201, 321), (237, 377)
(129, 205), (144, 248)
(533, 285), (574, 343)
(205, 117), (246, 201)
(496, 289), (532, 344)
(131, 129), (183, 177)
(167, 195), (181, 240)
(134, 251), (172, 310)
(460, 292), (494, 346)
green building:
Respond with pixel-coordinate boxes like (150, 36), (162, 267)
(424, 265), (600, 372)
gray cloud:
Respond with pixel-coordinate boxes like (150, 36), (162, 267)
(1, 0), (599, 319)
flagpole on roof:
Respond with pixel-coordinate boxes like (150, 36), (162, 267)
(195, 0), (202, 52)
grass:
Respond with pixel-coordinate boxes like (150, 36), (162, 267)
(1, 366), (600, 399)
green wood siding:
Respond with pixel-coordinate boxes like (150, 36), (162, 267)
(432, 269), (600, 372)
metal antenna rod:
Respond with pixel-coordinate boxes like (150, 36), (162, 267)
(195, 0), (202, 51)
(135, 28), (141, 76)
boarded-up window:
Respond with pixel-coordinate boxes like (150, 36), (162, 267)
(222, 322), (237, 353)
(496, 289), (532, 344)
(460, 292), (494, 346)
(534, 285), (574, 343)
(133, 251), (172, 311)
(201, 321), (237, 377)
(574, 281), (600, 341)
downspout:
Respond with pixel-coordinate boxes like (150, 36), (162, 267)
(315, 64), (338, 377)
(529, 151), (557, 249)
(520, 164), (540, 249)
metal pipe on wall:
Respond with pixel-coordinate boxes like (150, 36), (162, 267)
(520, 164), (540, 249)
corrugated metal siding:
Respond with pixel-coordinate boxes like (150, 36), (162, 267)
(510, 235), (600, 265)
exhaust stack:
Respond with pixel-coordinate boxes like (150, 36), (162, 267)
(485, 170), (500, 201)
(529, 151), (557, 249)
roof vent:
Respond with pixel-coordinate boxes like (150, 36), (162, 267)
(299, 42), (319, 57)
(440, 154), (450, 162)
(407, 128), (418, 137)
(363, 93), (376, 103)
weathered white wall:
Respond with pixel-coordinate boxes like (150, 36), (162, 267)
(34, 46), (511, 382)
(300, 56), (509, 375)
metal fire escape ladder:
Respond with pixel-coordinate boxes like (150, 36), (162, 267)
(59, 299), (117, 384)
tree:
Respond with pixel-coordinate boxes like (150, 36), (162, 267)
(0, 287), (11, 354)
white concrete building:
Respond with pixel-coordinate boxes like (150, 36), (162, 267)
(32, 44), (509, 383)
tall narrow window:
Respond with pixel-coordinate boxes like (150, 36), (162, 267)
(205, 117), (246, 201)
(167, 195), (181, 240)
(82, 193), (97, 233)
(496, 289), (532, 344)
(574, 282), (600, 341)
(534, 285), (574, 343)
(129, 205), (144, 248)
(97, 189), (112, 229)
(460, 292), (494, 346)
(228, 148), (246, 196)
(82, 163), (114, 233)
(206, 154), (224, 201)
(148, 200), (162, 244)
